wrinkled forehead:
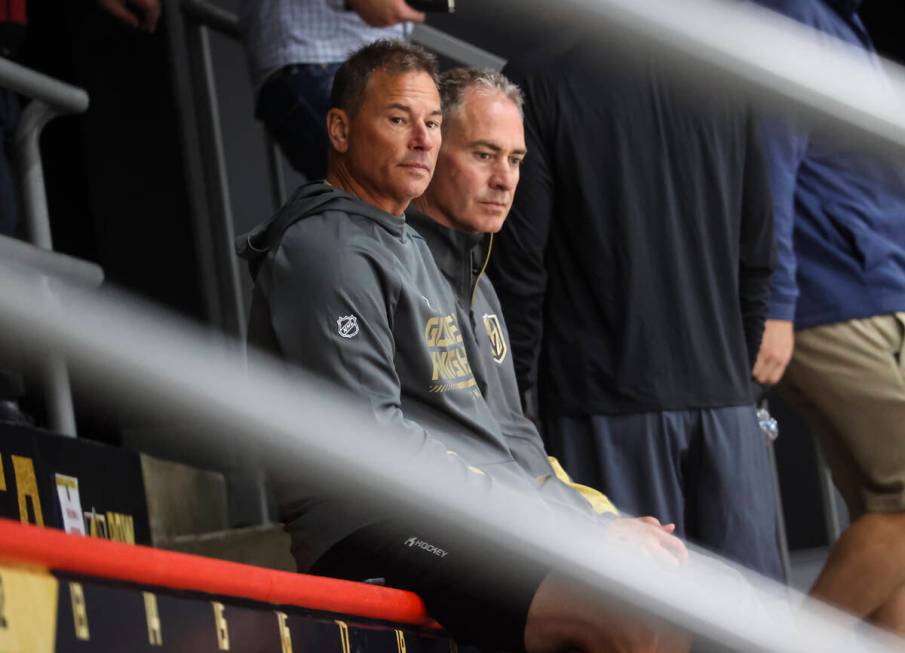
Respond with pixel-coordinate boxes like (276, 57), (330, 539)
(360, 69), (441, 113)
(446, 90), (525, 149)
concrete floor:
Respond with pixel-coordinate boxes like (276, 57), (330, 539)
(788, 547), (829, 593)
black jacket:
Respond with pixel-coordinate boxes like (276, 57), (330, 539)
(489, 43), (774, 417)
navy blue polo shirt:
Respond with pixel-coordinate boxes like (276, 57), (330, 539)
(756, 0), (905, 328)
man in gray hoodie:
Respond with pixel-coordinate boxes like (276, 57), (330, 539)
(238, 40), (686, 653)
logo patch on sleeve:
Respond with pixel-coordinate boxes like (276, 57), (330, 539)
(482, 314), (507, 364)
(336, 315), (359, 339)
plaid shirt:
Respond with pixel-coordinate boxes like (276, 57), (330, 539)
(239, 0), (410, 91)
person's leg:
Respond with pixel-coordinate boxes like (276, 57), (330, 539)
(869, 581), (905, 637)
(254, 63), (341, 181)
(545, 413), (689, 535)
(525, 573), (689, 653)
(690, 405), (784, 580)
(781, 314), (905, 625)
(809, 512), (905, 620)
(311, 520), (689, 653)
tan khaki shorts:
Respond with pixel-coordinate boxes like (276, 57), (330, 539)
(779, 312), (905, 518)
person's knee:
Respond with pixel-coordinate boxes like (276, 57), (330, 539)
(524, 574), (686, 653)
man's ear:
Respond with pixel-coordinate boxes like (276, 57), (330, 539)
(327, 108), (351, 154)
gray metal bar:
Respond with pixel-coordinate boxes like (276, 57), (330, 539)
(0, 57), (88, 115)
(185, 21), (247, 338)
(37, 276), (77, 438)
(0, 235), (103, 289)
(13, 100), (79, 438)
(163, 0), (223, 330)
(181, 0), (240, 39)
(15, 101), (57, 250)
(767, 442), (793, 583)
(1, 263), (904, 653)
(411, 24), (506, 70)
(813, 437), (844, 542)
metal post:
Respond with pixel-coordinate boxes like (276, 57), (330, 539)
(813, 438), (844, 542)
(184, 22), (246, 339)
(767, 442), (793, 583)
(14, 100), (77, 437)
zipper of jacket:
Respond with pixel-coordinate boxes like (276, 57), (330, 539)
(470, 233), (493, 307)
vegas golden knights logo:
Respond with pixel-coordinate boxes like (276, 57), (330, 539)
(482, 314), (507, 364)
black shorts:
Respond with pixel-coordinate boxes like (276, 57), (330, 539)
(310, 520), (548, 652)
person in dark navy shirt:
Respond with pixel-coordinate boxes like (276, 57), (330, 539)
(752, 0), (905, 634)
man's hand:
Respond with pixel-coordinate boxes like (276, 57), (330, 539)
(752, 319), (795, 386)
(98, 0), (161, 33)
(346, 0), (426, 27)
(608, 516), (688, 567)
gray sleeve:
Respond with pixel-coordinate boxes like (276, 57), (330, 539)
(261, 225), (497, 489)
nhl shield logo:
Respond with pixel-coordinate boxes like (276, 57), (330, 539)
(337, 315), (359, 339)
(482, 313), (507, 364)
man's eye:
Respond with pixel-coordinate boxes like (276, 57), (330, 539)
(475, 152), (492, 161)
(389, 116), (405, 125)
(510, 157), (524, 167)
(426, 120), (441, 129)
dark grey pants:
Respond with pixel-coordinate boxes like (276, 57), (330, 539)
(546, 405), (785, 581)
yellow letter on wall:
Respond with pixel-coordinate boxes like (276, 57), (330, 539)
(12, 456), (43, 526)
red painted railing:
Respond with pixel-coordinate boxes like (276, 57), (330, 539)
(0, 519), (437, 627)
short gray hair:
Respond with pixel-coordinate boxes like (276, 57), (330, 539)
(438, 68), (524, 124)
(331, 40), (438, 116)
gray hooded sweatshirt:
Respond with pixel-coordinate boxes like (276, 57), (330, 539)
(238, 182), (606, 570)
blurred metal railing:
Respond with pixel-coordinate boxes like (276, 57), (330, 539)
(0, 57), (93, 437)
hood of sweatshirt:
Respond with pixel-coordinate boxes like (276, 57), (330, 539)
(236, 181), (406, 281)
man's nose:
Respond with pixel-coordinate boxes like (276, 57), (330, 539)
(409, 121), (435, 151)
(491, 160), (517, 190)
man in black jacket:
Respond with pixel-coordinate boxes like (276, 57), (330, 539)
(239, 41), (687, 653)
(488, 41), (784, 579)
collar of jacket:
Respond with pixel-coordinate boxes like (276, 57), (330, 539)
(406, 209), (491, 305)
(825, 0), (862, 17)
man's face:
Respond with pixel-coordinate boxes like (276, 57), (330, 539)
(424, 88), (526, 234)
(339, 69), (442, 215)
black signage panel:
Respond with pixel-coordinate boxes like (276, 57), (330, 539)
(0, 423), (150, 545)
(51, 574), (456, 653)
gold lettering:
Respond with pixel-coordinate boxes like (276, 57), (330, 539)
(335, 620), (350, 653)
(12, 456), (43, 526)
(455, 348), (472, 376)
(106, 512), (135, 545)
(69, 582), (90, 641)
(85, 509), (108, 539)
(276, 611), (292, 653)
(0, 453), (6, 492)
(424, 317), (442, 347)
(212, 602), (229, 650)
(445, 316), (462, 344)
(425, 315), (465, 348)
(143, 592), (163, 646)
(395, 629), (407, 653)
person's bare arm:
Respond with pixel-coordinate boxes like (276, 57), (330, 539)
(346, 0), (425, 26)
(752, 319), (794, 385)
(97, 0), (161, 32)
